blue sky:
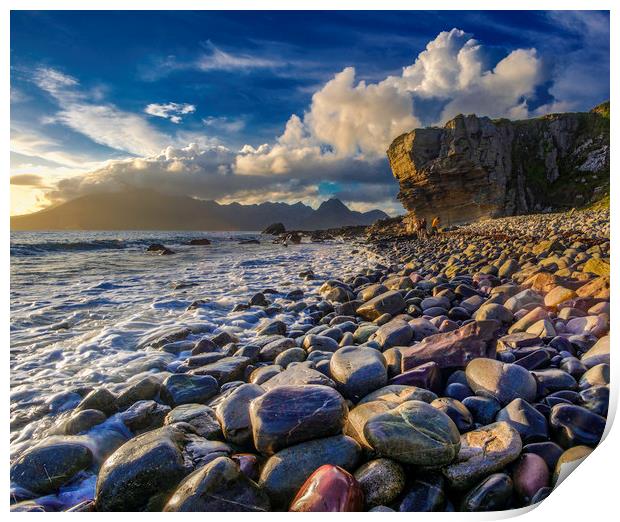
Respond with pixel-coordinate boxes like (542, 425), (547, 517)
(10, 10), (610, 215)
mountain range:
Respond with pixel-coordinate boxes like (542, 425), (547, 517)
(10, 189), (388, 231)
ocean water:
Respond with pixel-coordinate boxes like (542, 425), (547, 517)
(10, 230), (380, 508)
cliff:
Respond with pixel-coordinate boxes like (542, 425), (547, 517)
(387, 102), (610, 227)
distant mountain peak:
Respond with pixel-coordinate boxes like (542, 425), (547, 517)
(10, 190), (389, 231)
(317, 198), (348, 211)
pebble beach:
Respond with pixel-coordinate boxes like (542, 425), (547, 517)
(9, 208), (610, 512)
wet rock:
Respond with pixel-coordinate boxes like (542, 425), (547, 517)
(523, 441), (564, 471)
(188, 238), (211, 245)
(303, 334), (340, 353)
(250, 385), (348, 454)
(354, 458), (405, 507)
(460, 473), (513, 512)
(289, 465), (364, 512)
(116, 377), (161, 410)
(533, 369), (578, 396)
(356, 290), (406, 320)
(76, 387), (117, 416)
(579, 385), (609, 416)
(231, 453), (261, 482)
(261, 365), (335, 390)
(578, 363), (610, 390)
(398, 474), (446, 512)
(256, 320), (287, 336)
(249, 365), (282, 385)
(549, 403), (606, 448)
(401, 321), (499, 371)
(330, 347), (387, 401)
(10, 438), (93, 495)
(512, 453), (550, 503)
(161, 374), (219, 407)
(358, 384), (437, 405)
(430, 396), (473, 431)
(389, 361), (443, 393)
(56, 408), (107, 435)
(462, 396), (501, 426)
(443, 421), (522, 491)
(259, 435), (361, 509)
(496, 398), (548, 443)
(165, 404), (222, 440)
(274, 347), (306, 367)
(94, 424), (193, 511)
(373, 320), (413, 349)
(120, 400), (170, 433)
(364, 400), (461, 466)
(164, 456), (270, 512)
(465, 359), (537, 405)
(581, 335), (609, 366)
(189, 356), (250, 383)
(475, 304), (513, 324)
(345, 400), (395, 449)
(216, 383), (264, 447)
(259, 338), (297, 361)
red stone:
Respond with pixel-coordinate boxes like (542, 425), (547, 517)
(289, 465), (364, 512)
(400, 321), (499, 371)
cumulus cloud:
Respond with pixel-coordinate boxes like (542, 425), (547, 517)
(23, 29), (554, 214)
(145, 102), (196, 123)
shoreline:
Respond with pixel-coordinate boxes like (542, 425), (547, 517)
(10, 208), (610, 512)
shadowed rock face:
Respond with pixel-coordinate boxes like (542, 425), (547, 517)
(387, 103), (609, 227)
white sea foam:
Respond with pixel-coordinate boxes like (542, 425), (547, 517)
(10, 230), (383, 473)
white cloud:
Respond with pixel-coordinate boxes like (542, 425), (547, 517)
(22, 28), (555, 215)
(33, 67), (172, 156)
(145, 102), (196, 123)
(196, 41), (280, 71)
(203, 116), (246, 133)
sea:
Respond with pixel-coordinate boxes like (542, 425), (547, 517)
(10, 230), (381, 509)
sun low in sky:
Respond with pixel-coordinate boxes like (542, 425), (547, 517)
(10, 10), (610, 216)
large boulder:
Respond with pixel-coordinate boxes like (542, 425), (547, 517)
(94, 424), (194, 511)
(465, 358), (537, 405)
(363, 400), (461, 466)
(356, 291), (406, 320)
(164, 457), (270, 511)
(250, 385), (348, 454)
(330, 347), (388, 401)
(11, 438), (93, 495)
(401, 321), (499, 371)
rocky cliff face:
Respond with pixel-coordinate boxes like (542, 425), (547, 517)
(387, 102), (609, 228)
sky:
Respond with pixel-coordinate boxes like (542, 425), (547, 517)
(10, 10), (610, 216)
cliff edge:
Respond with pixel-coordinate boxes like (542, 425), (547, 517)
(387, 102), (609, 228)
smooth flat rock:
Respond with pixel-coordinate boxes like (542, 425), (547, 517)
(330, 347), (387, 401)
(250, 385), (348, 454)
(363, 400), (461, 466)
(356, 291), (406, 321)
(401, 321), (499, 371)
(465, 358), (537, 405)
(161, 374), (219, 407)
(261, 365), (335, 391)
